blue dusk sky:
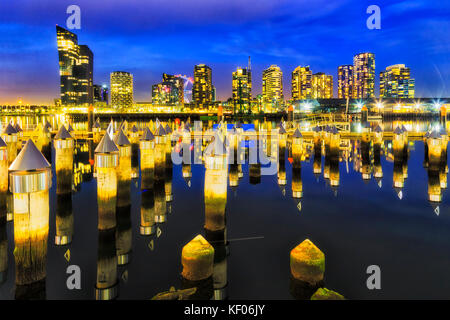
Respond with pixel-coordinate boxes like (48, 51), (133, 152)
(0, 0), (449, 104)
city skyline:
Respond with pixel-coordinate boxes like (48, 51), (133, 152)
(0, 0), (449, 104)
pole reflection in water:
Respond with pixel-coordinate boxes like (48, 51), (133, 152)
(9, 139), (51, 300)
(278, 123), (287, 194)
(292, 128), (303, 211)
(313, 126), (322, 178)
(203, 135), (228, 299)
(164, 123), (173, 209)
(0, 137), (7, 284)
(113, 128), (132, 266)
(130, 125), (140, 180)
(327, 127), (340, 194)
(361, 123), (373, 181)
(154, 124), (167, 223)
(54, 125), (74, 245)
(182, 123), (192, 187)
(427, 131), (443, 210)
(373, 125), (383, 187)
(94, 133), (119, 300)
(249, 130), (261, 185)
(228, 127), (239, 194)
(393, 126), (407, 199)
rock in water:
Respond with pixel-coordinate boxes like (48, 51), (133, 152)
(311, 287), (345, 300)
(290, 239), (325, 285)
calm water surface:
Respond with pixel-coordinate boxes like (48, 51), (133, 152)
(0, 117), (450, 300)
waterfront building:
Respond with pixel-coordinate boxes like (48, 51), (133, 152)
(312, 72), (333, 99)
(262, 65), (283, 109)
(193, 64), (213, 109)
(353, 52), (375, 99)
(380, 64), (415, 98)
(291, 66), (312, 100)
(110, 71), (133, 110)
(56, 26), (93, 106)
(232, 67), (252, 113)
(338, 65), (353, 99)
(94, 85), (109, 104)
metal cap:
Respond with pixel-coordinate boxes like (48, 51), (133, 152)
(165, 124), (172, 134)
(140, 127), (155, 141)
(54, 125), (73, 140)
(113, 128), (131, 146)
(9, 139), (51, 171)
(393, 126), (403, 135)
(374, 125), (383, 133)
(2, 123), (17, 135)
(95, 134), (119, 153)
(67, 124), (74, 132)
(0, 136), (6, 148)
(293, 128), (302, 138)
(14, 123), (23, 132)
(155, 124), (166, 136)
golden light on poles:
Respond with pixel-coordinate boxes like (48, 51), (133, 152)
(2, 123), (18, 165)
(129, 124), (140, 179)
(329, 126), (340, 189)
(140, 127), (156, 235)
(9, 139), (51, 289)
(182, 123), (192, 187)
(54, 125), (74, 245)
(373, 125), (383, 186)
(94, 133), (119, 299)
(361, 123), (372, 181)
(154, 124), (167, 223)
(204, 135), (228, 232)
(292, 128), (303, 203)
(393, 126), (405, 198)
(427, 130), (442, 203)
(164, 123), (173, 203)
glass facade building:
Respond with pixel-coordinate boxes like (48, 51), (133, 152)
(232, 67), (252, 112)
(193, 64), (213, 109)
(291, 66), (312, 100)
(262, 65), (283, 108)
(380, 64), (415, 98)
(353, 52), (375, 99)
(110, 71), (133, 110)
(338, 65), (353, 99)
(56, 26), (93, 106)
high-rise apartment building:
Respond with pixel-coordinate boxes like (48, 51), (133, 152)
(262, 65), (283, 106)
(353, 52), (375, 99)
(380, 64), (415, 98)
(291, 66), (312, 100)
(193, 64), (213, 108)
(110, 71), (133, 109)
(93, 85), (108, 104)
(312, 73), (333, 99)
(56, 25), (93, 106)
(338, 65), (353, 99)
(232, 67), (252, 112)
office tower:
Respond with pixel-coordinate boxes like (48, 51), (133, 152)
(193, 64), (213, 108)
(232, 67), (252, 112)
(291, 66), (312, 100)
(162, 74), (185, 104)
(262, 65), (283, 106)
(338, 65), (353, 99)
(56, 25), (93, 106)
(380, 64), (415, 98)
(110, 71), (133, 109)
(312, 73), (333, 99)
(152, 82), (183, 105)
(353, 52), (375, 99)
(93, 85), (108, 104)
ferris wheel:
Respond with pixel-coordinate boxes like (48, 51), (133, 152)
(175, 74), (194, 103)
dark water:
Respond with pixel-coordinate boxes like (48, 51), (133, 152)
(1, 121), (450, 300)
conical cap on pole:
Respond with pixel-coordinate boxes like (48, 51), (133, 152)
(9, 139), (50, 172)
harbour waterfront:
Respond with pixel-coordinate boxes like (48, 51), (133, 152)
(0, 116), (450, 299)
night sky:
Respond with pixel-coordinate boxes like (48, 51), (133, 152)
(0, 0), (449, 104)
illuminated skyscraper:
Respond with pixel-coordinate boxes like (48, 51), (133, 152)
(380, 64), (415, 98)
(262, 65), (283, 107)
(291, 66), (312, 100)
(56, 26), (93, 106)
(312, 72), (333, 99)
(353, 52), (375, 99)
(338, 65), (353, 99)
(193, 64), (213, 108)
(232, 67), (252, 112)
(152, 74), (184, 105)
(93, 85), (108, 104)
(110, 71), (133, 110)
